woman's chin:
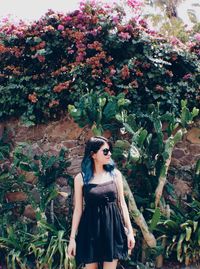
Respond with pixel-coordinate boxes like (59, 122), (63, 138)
(104, 159), (111, 164)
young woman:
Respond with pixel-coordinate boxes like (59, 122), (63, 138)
(68, 136), (135, 269)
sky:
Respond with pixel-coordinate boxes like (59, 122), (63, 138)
(0, 0), (199, 27)
(0, 0), (81, 22)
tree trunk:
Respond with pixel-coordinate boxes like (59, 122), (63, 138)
(155, 156), (171, 208)
(123, 176), (157, 248)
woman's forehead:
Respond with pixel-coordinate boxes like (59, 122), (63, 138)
(100, 142), (109, 149)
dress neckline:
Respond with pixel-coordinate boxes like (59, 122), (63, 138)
(86, 180), (114, 187)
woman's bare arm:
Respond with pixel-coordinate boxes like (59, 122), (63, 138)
(69, 173), (84, 239)
(115, 169), (134, 236)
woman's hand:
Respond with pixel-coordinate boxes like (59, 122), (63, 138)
(127, 233), (135, 251)
(67, 238), (76, 258)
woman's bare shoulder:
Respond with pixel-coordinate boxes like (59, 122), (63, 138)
(114, 168), (122, 177)
(74, 172), (84, 186)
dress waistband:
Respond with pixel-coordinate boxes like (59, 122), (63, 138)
(85, 197), (117, 206)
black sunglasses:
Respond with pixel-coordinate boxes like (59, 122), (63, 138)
(102, 148), (112, 156)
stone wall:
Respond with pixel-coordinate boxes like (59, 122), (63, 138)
(170, 124), (200, 199)
(1, 115), (200, 202)
(3, 115), (93, 175)
(0, 115), (94, 219)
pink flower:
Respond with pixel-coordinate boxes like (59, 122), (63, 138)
(183, 73), (192, 80)
(127, 0), (142, 9)
(68, 49), (75, 54)
(155, 85), (164, 92)
(76, 43), (86, 49)
(194, 33), (200, 43)
(90, 29), (98, 36)
(57, 24), (64, 31)
(64, 16), (72, 22)
(76, 53), (85, 62)
(138, 19), (147, 27)
(110, 68), (116, 75)
(118, 32), (131, 41)
(77, 13), (84, 20)
(16, 31), (24, 38)
(112, 15), (120, 24)
(126, 24), (133, 32)
(1, 17), (9, 23)
(170, 36), (181, 45)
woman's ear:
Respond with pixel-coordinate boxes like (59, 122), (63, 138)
(90, 151), (95, 159)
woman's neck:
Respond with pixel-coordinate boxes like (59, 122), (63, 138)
(93, 164), (105, 176)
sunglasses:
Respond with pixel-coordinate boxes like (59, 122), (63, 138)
(102, 148), (112, 156)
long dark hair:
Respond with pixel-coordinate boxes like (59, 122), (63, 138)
(81, 136), (115, 184)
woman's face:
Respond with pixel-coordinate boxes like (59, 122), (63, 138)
(92, 142), (112, 165)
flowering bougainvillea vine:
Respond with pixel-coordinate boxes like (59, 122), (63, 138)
(0, 0), (199, 124)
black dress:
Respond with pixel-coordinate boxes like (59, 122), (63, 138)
(75, 175), (128, 266)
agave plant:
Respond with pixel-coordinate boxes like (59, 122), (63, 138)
(155, 198), (200, 266)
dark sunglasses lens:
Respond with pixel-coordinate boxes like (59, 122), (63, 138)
(103, 148), (110, 155)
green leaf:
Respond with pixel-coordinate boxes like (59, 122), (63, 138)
(149, 208), (161, 232)
(114, 140), (130, 150)
(103, 101), (117, 120)
(191, 107), (199, 118)
(37, 49), (46, 55)
(34, 36), (42, 43)
(20, 119), (35, 127)
(91, 125), (103, 136)
(68, 104), (76, 113)
(173, 129), (184, 144)
(127, 114), (137, 131)
(193, 221), (198, 232)
(154, 119), (162, 133)
(45, 156), (56, 169)
(123, 123), (134, 134)
(19, 162), (31, 172)
(115, 113), (123, 122)
(198, 227), (200, 246)
(146, 133), (152, 146)
(0, 172), (10, 180)
(181, 106), (191, 126)
(185, 227), (192, 241)
(181, 99), (187, 107)
(98, 97), (106, 108)
(137, 129), (148, 147)
(163, 219), (179, 230)
(177, 233), (186, 262)
(128, 144), (140, 163)
(0, 152), (4, 160)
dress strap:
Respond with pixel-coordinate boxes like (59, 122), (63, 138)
(81, 172), (85, 184)
(111, 169), (117, 181)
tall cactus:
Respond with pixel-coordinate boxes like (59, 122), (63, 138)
(155, 100), (199, 207)
(114, 134), (157, 247)
(155, 129), (184, 207)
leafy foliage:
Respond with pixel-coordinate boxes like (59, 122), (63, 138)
(0, 1), (199, 125)
(0, 133), (74, 268)
(155, 198), (200, 266)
